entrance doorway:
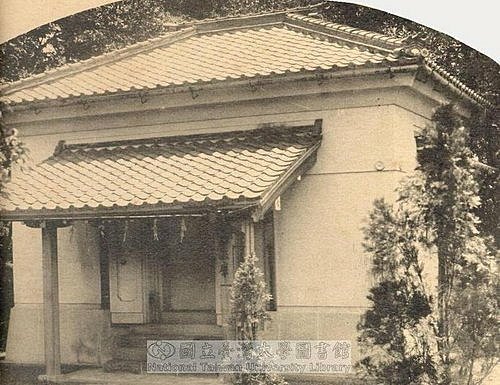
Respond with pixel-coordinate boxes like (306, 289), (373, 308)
(160, 216), (216, 324)
(107, 217), (216, 325)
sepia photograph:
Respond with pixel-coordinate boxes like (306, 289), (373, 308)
(0, 1), (498, 384)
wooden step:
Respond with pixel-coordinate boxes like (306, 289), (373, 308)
(130, 324), (223, 338)
(114, 324), (224, 349)
(116, 334), (224, 349)
(112, 346), (148, 362)
(162, 311), (216, 324)
(103, 358), (144, 374)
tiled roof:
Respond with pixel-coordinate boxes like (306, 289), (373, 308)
(0, 125), (321, 219)
(0, 10), (489, 107)
(0, 12), (411, 105)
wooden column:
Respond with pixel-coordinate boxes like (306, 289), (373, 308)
(210, 215), (223, 326)
(41, 221), (61, 377)
(243, 218), (255, 257)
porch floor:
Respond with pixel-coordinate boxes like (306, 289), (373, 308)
(39, 368), (221, 385)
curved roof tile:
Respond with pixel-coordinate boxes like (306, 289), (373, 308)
(0, 125), (321, 219)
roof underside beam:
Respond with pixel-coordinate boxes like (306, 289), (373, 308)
(3, 201), (256, 223)
(252, 141), (321, 222)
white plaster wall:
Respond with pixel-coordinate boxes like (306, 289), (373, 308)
(11, 224), (43, 304)
(8, 220), (103, 364)
(274, 105), (423, 308)
(276, 172), (401, 307)
(57, 222), (101, 304)
(11, 220), (101, 305)
(6, 305), (111, 365)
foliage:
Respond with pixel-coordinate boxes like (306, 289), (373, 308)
(358, 105), (498, 385)
(233, 372), (288, 385)
(230, 252), (286, 385)
(0, 101), (27, 350)
(319, 4), (499, 103)
(411, 104), (498, 383)
(0, 0), (187, 81)
(0, 99), (28, 273)
(0, 22), (65, 81)
(230, 252), (272, 340)
(357, 199), (441, 384)
(467, 109), (499, 244)
(0, 102), (28, 191)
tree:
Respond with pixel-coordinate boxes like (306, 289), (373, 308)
(0, 101), (28, 352)
(467, 109), (499, 244)
(0, 22), (65, 81)
(358, 105), (498, 384)
(229, 252), (287, 385)
(357, 199), (440, 384)
(0, 103), (28, 184)
(230, 252), (271, 341)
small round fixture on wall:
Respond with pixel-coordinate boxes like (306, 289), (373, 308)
(374, 161), (385, 171)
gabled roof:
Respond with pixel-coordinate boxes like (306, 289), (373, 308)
(0, 122), (322, 220)
(0, 10), (407, 105)
(0, 9), (489, 107)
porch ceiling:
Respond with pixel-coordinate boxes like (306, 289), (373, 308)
(0, 122), (321, 221)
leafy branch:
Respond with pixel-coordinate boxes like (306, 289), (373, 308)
(358, 105), (498, 385)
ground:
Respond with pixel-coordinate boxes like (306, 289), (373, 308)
(0, 363), (361, 385)
(0, 363), (49, 385)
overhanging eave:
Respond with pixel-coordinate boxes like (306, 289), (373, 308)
(0, 121), (323, 223)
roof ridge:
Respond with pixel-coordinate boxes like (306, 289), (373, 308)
(175, 2), (325, 27)
(285, 13), (406, 51)
(0, 27), (196, 96)
(60, 122), (320, 154)
(423, 57), (493, 108)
